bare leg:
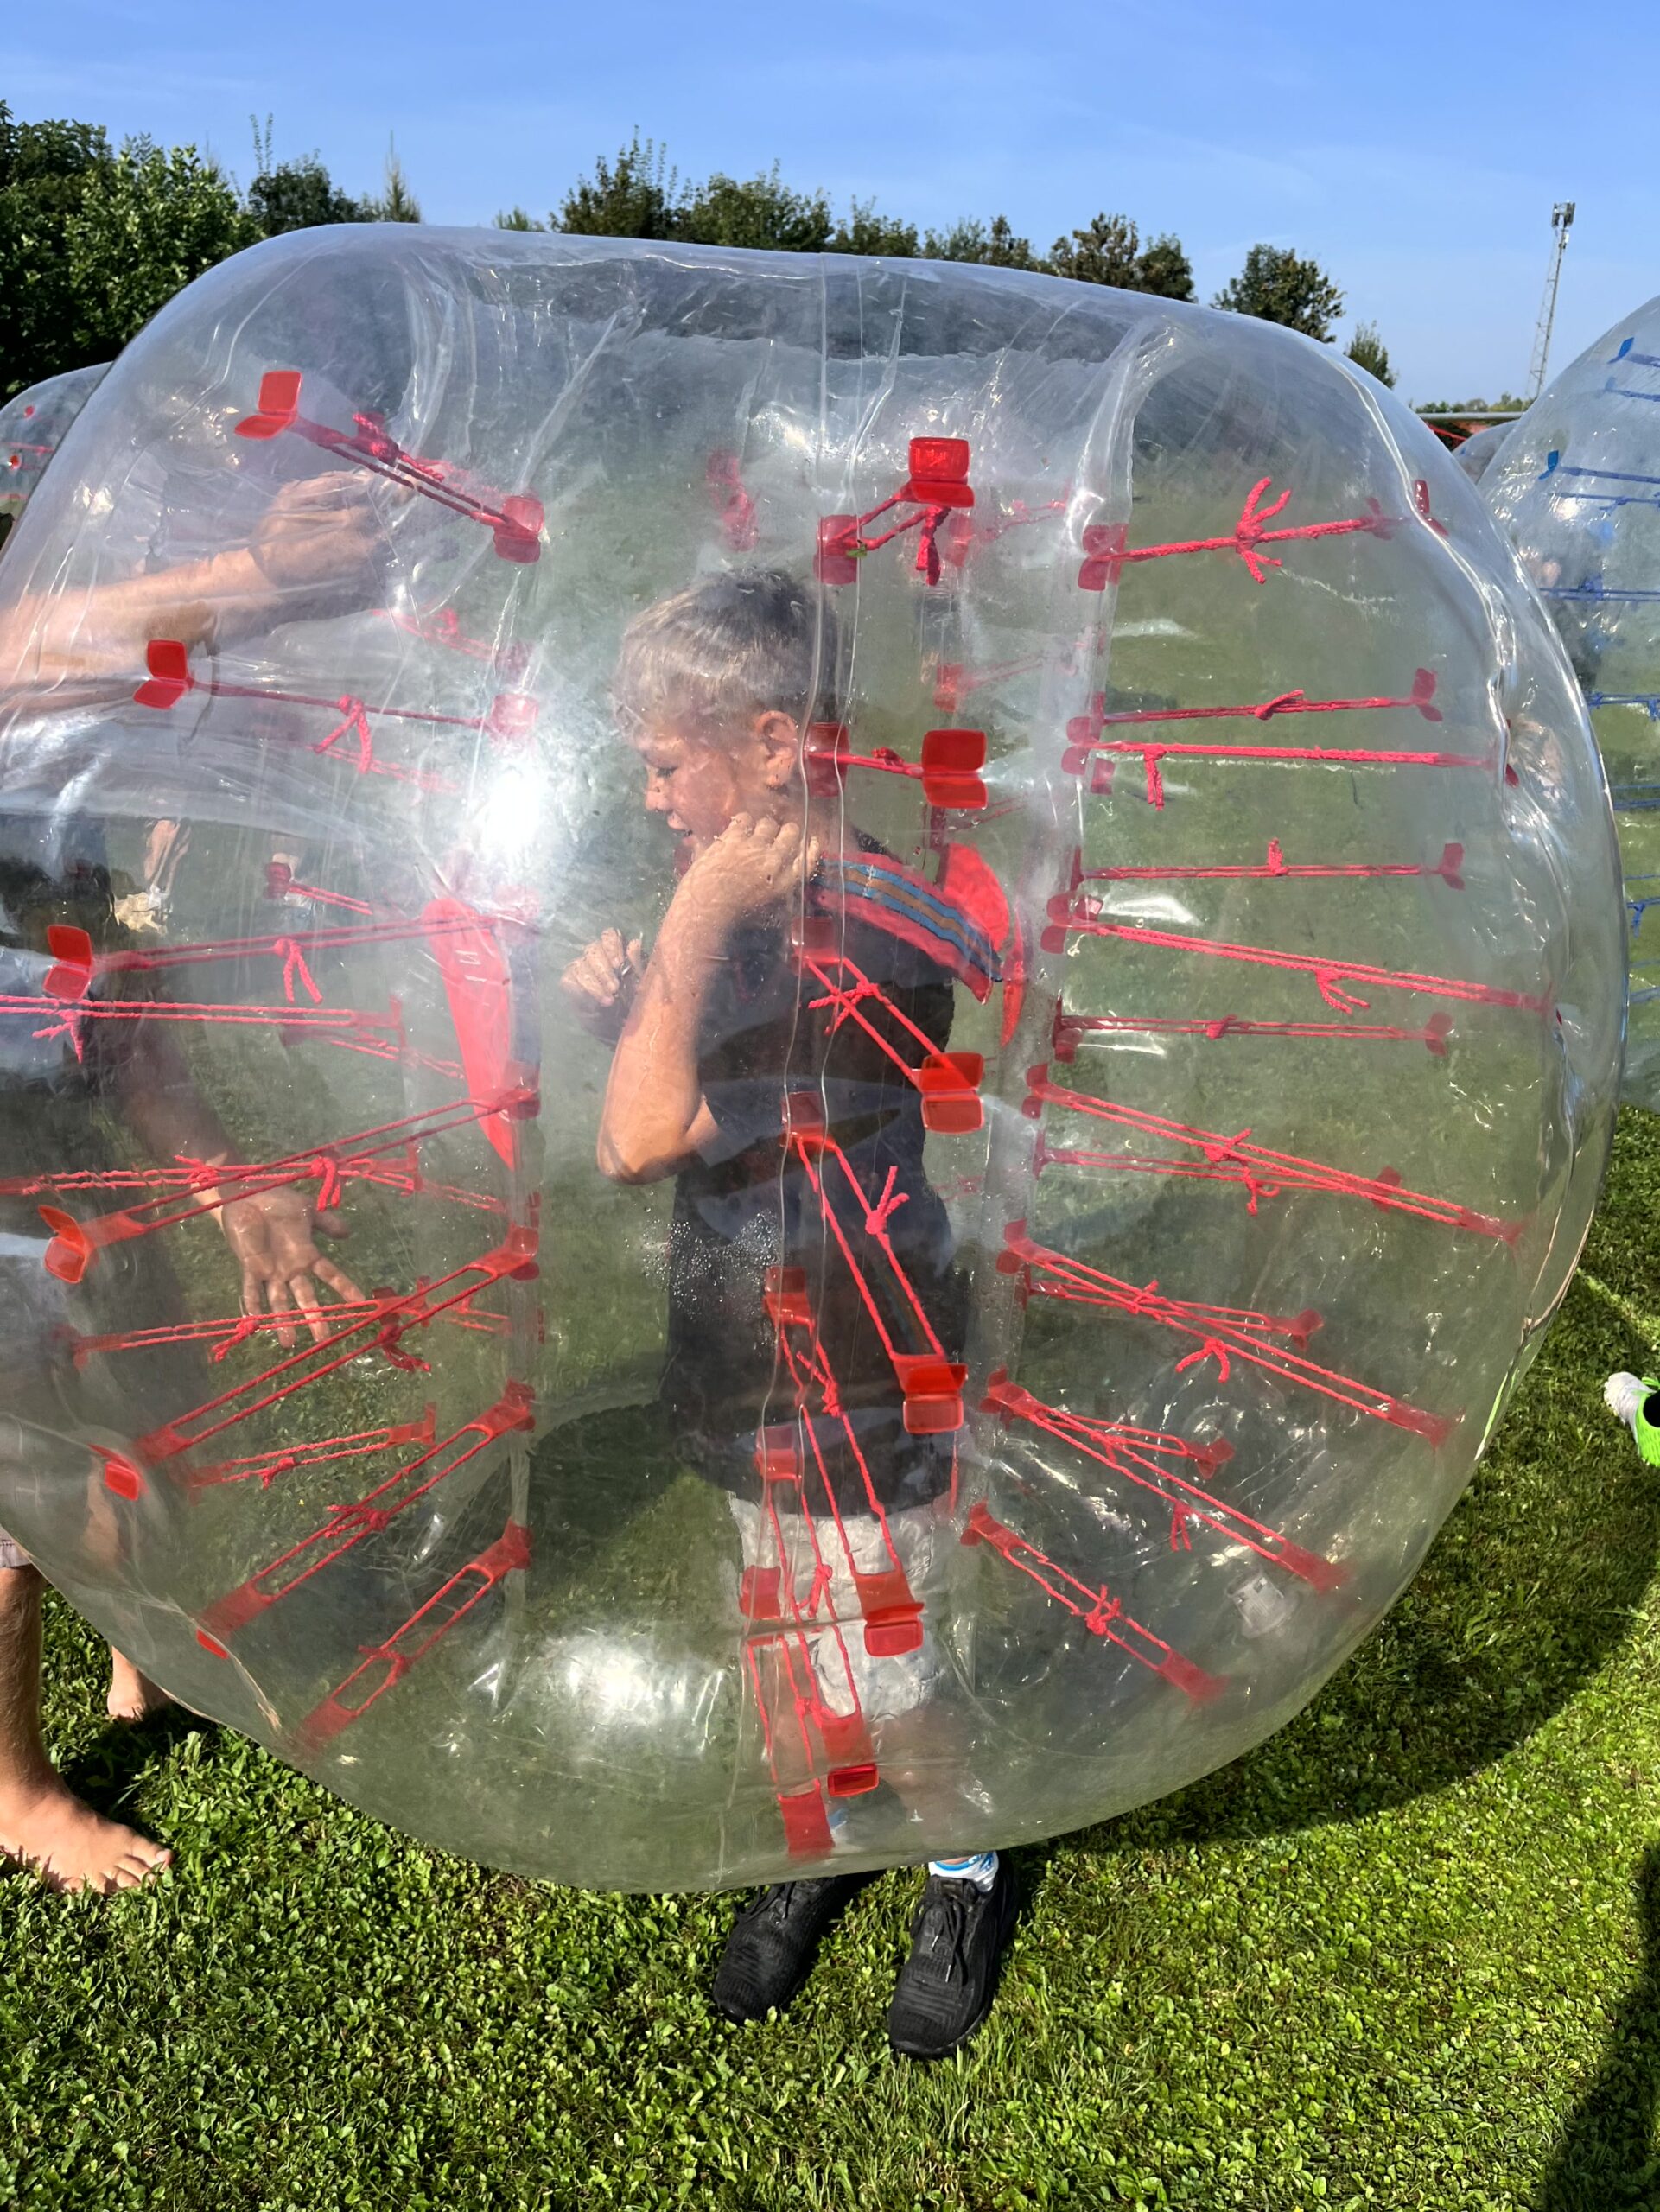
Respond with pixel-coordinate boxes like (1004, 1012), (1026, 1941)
(0, 1565), (171, 1892)
(106, 1649), (172, 1724)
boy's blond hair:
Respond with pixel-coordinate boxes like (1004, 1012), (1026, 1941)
(614, 568), (838, 740)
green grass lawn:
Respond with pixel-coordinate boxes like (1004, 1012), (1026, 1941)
(10, 1114), (1660, 2210)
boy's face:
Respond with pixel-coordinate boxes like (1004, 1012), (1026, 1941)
(632, 715), (793, 858)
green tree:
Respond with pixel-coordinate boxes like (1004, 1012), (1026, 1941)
(828, 200), (918, 257)
(248, 153), (369, 235)
(677, 166), (833, 251)
(0, 101), (114, 395)
(495, 206), (546, 231)
(558, 135), (682, 238)
(924, 214), (1039, 270)
(1213, 243), (1344, 340)
(63, 137), (254, 357)
(1345, 320), (1395, 387)
(364, 138), (421, 224)
(1048, 211), (1194, 299)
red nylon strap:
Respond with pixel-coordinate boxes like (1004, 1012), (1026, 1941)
(1026, 1071), (1519, 1241)
(1041, 904), (1548, 1015)
(54, 906), (531, 993)
(766, 1275), (925, 1656)
(982, 1370), (1345, 1590)
(1051, 1005), (1455, 1058)
(783, 1100), (964, 1433)
(67, 1299), (506, 1366)
(38, 1092), (530, 1283)
(1000, 1224), (1454, 1444)
(195, 1383), (535, 1645)
(800, 950), (983, 1133)
(961, 1500), (1221, 1698)
(138, 1225), (537, 1465)
(233, 371), (543, 563)
(289, 1519), (533, 1749)
(179, 1405), (438, 1492)
(1076, 476), (1421, 589)
(1071, 839), (1465, 890)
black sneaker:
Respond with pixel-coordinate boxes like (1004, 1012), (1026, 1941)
(712, 1873), (868, 2023)
(887, 1860), (1017, 2060)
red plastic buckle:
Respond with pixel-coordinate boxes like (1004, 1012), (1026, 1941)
(134, 638), (194, 710)
(902, 436), (974, 510)
(919, 728), (988, 810)
(778, 1785), (835, 1857)
(815, 516), (860, 586)
(234, 368), (303, 442)
(487, 691), (539, 743)
(1077, 521), (1128, 592)
(754, 1421), (803, 1484)
(43, 924), (94, 1001)
(826, 1762), (881, 1797)
(740, 1566), (785, 1621)
(102, 1453), (144, 1502)
(851, 1567), (925, 1656)
(788, 912), (839, 969)
(916, 1051), (984, 1135)
(762, 1267), (811, 1329)
(493, 493), (544, 564)
(804, 721), (851, 796)
(892, 1354), (967, 1434)
(782, 1090), (829, 1151)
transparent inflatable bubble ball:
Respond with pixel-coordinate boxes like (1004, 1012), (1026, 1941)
(1484, 300), (1660, 1103)
(0, 231), (1623, 1889)
(0, 361), (110, 556)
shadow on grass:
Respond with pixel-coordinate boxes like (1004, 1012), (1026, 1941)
(1538, 1844), (1660, 2209)
(59, 1700), (210, 1821)
(1063, 1255), (1660, 1858)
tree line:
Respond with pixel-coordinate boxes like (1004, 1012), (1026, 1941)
(0, 106), (1394, 401)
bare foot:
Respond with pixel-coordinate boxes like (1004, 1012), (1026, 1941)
(106, 1651), (173, 1724)
(0, 1774), (172, 1893)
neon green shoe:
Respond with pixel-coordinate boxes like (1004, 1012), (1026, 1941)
(1604, 1372), (1660, 1465)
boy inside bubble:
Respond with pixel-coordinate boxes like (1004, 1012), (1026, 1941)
(560, 568), (1016, 2058)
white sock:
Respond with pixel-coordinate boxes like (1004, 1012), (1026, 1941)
(927, 1850), (999, 1892)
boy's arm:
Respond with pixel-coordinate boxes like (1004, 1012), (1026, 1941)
(596, 816), (815, 1185)
(0, 474), (386, 695)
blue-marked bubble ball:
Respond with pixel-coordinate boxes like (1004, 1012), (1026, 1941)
(0, 232), (1624, 1888)
(1484, 298), (1660, 1100)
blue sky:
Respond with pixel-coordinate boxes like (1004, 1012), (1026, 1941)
(10, 1), (1658, 401)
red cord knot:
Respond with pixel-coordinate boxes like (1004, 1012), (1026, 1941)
(273, 938), (322, 1006)
(1315, 967), (1371, 1014)
(329, 1502), (398, 1536)
(313, 696), (375, 774)
(211, 1314), (262, 1363)
(310, 1156), (346, 1212)
(863, 1166), (910, 1238)
(1174, 1338), (1232, 1383)
(1231, 477), (1295, 581)
(1084, 1591), (1123, 1636)
(1170, 1503), (1194, 1552)
(258, 1454), (298, 1488)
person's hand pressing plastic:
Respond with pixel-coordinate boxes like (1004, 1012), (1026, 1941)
(217, 1183), (365, 1347)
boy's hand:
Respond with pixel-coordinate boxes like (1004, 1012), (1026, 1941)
(674, 816), (820, 938)
(561, 928), (644, 1042)
(219, 1185), (365, 1348)
(247, 474), (387, 595)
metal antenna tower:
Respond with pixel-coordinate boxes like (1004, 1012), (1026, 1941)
(1528, 200), (1576, 401)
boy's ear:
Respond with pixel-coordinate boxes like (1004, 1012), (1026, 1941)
(753, 709), (802, 787)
